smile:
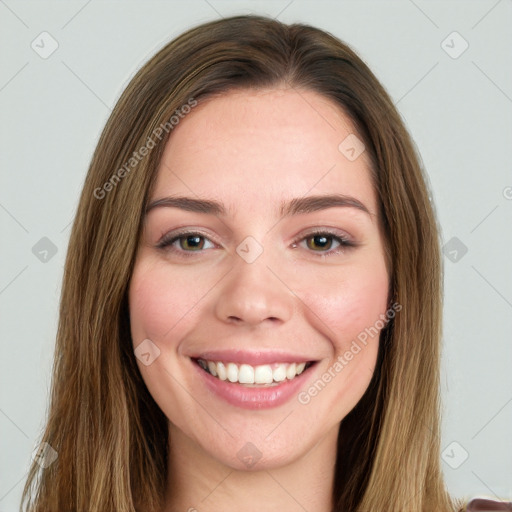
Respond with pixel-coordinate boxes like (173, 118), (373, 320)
(195, 358), (312, 386)
(189, 350), (319, 409)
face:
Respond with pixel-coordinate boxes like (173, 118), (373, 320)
(129, 88), (390, 471)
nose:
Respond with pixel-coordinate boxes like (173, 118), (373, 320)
(213, 245), (294, 327)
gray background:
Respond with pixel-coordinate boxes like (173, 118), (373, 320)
(1, 0), (511, 509)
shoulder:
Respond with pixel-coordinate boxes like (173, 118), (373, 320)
(465, 498), (512, 511)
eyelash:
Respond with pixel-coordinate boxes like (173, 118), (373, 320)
(156, 228), (356, 259)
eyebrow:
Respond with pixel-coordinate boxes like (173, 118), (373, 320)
(145, 193), (373, 218)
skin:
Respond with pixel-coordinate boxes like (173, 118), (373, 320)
(128, 87), (390, 512)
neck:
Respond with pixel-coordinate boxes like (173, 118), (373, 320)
(162, 422), (338, 512)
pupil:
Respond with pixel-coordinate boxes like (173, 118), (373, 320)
(312, 235), (331, 250)
(184, 236), (202, 250)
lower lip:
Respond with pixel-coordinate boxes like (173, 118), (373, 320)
(191, 359), (316, 410)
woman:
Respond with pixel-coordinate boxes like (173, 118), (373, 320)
(21, 14), (497, 512)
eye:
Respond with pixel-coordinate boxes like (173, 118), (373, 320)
(293, 229), (355, 256)
(157, 228), (356, 259)
(157, 231), (216, 256)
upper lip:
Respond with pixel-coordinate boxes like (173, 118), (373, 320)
(190, 349), (316, 366)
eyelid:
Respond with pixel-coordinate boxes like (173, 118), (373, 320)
(156, 226), (357, 257)
(156, 227), (221, 249)
(292, 226), (354, 244)
(290, 227), (356, 257)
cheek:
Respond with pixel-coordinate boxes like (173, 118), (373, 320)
(334, 277), (389, 342)
(297, 269), (388, 417)
(129, 276), (171, 344)
(294, 258), (388, 401)
(299, 260), (390, 347)
(128, 259), (214, 344)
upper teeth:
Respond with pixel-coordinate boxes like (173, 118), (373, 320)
(197, 359), (308, 385)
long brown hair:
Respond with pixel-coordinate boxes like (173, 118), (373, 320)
(21, 14), (464, 512)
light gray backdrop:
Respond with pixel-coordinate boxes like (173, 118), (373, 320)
(1, 0), (511, 510)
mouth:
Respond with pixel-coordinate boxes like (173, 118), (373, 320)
(193, 358), (316, 387)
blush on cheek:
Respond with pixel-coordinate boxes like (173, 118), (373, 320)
(129, 261), (219, 347)
(303, 277), (388, 341)
(129, 269), (181, 345)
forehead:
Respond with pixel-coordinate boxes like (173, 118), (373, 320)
(152, 87), (377, 218)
